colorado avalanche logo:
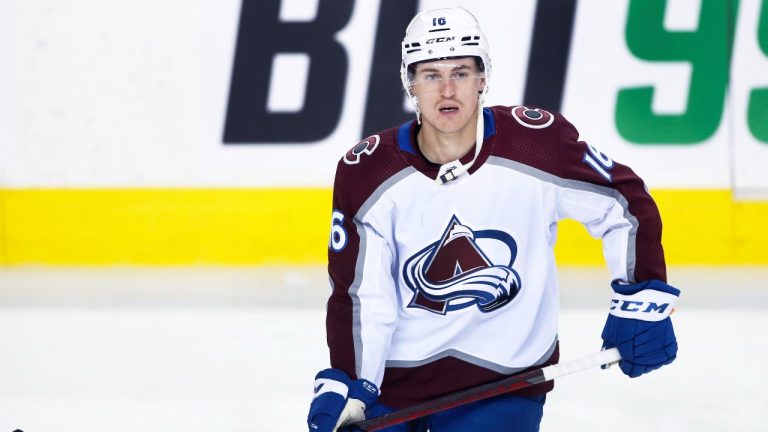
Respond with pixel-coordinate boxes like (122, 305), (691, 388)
(403, 216), (522, 315)
(511, 106), (554, 129)
(343, 135), (380, 165)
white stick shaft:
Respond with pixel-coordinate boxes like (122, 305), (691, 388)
(542, 348), (621, 381)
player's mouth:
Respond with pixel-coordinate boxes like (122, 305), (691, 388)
(438, 105), (459, 114)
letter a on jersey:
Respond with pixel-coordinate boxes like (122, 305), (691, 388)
(403, 216), (522, 315)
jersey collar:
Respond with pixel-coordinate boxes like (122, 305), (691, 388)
(397, 107), (497, 155)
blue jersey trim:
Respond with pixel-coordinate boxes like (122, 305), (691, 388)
(397, 108), (497, 155)
(483, 107), (496, 139)
(398, 121), (416, 154)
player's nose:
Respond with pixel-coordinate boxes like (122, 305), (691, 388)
(439, 78), (457, 96)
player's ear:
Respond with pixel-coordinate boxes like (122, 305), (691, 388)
(478, 78), (486, 94)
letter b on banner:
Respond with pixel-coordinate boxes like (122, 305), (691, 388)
(224, 0), (353, 143)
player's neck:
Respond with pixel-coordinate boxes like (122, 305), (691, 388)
(417, 112), (479, 165)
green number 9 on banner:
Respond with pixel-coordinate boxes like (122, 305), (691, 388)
(749, 1), (768, 143)
(615, 0), (737, 144)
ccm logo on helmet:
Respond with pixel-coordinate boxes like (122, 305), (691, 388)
(426, 37), (455, 44)
(344, 135), (380, 165)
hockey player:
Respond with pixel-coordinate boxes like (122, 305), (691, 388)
(307, 7), (679, 432)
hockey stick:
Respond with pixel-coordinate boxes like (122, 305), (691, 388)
(343, 348), (621, 432)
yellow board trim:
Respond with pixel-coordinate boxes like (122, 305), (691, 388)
(0, 188), (766, 265)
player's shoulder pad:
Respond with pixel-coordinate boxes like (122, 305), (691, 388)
(338, 126), (401, 169)
(333, 127), (408, 216)
(487, 106), (581, 174)
(491, 105), (578, 141)
(334, 125), (410, 205)
(489, 105), (581, 157)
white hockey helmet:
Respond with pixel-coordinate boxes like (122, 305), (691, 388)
(400, 7), (491, 112)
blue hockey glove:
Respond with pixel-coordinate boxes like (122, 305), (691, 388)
(601, 279), (680, 378)
(307, 368), (379, 432)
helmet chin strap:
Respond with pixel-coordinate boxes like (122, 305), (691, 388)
(435, 102), (484, 185)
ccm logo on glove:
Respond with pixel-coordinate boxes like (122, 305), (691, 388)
(610, 299), (671, 313)
(608, 289), (677, 321)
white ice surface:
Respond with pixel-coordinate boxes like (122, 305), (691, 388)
(1, 266), (766, 431)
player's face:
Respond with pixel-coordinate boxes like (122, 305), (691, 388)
(410, 57), (485, 135)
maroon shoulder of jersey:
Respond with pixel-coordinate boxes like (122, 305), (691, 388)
(487, 105), (573, 177)
(332, 125), (413, 217)
(488, 105), (666, 283)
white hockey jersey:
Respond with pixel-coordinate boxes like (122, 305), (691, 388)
(326, 106), (666, 408)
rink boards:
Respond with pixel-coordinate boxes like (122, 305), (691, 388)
(0, 188), (765, 265)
